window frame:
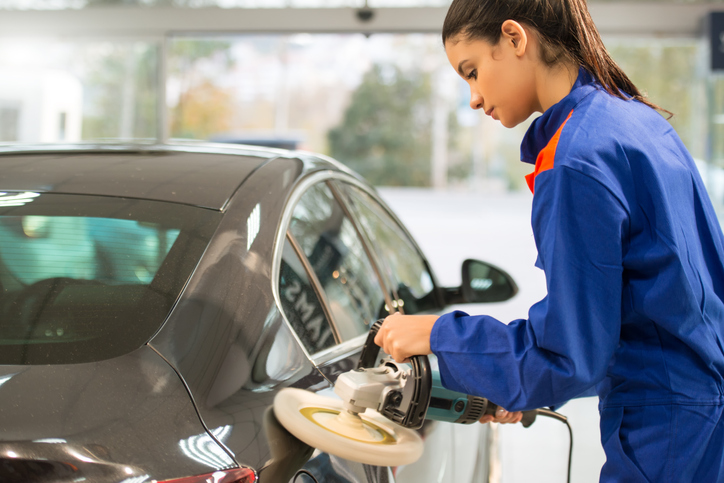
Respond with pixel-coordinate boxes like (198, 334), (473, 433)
(332, 179), (444, 315)
(328, 179), (402, 313)
(283, 230), (342, 346)
(271, 169), (444, 366)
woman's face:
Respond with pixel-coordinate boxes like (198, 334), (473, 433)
(445, 32), (539, 128)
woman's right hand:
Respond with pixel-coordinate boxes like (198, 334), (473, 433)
(373, 313), (438, 363)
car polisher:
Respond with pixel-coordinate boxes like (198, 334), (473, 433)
(273, 319), (569, 469)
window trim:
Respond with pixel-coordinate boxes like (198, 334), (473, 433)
(284, 230), (342, 345)
(271, 170), (394, 365)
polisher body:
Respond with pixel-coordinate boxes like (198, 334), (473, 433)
(334, 359), (537, 428)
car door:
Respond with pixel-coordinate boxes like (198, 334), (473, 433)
(334, 180), (492, 483)
(275, 173), (395, 482)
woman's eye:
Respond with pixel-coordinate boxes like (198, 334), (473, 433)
(466, 69), (477, 80)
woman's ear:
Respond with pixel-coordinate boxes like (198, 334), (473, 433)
(500, 20), (528, 57)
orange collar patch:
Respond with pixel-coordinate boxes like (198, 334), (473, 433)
(525, 110), (574, 194)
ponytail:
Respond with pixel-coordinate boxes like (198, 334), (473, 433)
(442, 0), (671, 116)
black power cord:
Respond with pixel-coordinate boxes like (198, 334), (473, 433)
(534, 409), (573, 483)
(293, 469), (320, 483)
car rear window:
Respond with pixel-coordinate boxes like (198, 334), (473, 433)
(0, 192), (221, 365)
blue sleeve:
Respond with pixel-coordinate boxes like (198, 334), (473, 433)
(430, 165), (628, 411)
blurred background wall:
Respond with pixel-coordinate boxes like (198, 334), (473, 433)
(2, 3), (724, 206)
(0, 31), (719, 196)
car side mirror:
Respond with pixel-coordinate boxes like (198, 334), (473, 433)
(445, 259), (518, 304)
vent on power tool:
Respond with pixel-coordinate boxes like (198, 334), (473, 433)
(458, 396), (487, 424)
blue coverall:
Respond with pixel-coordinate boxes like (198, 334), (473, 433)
(431, 68), (724, 481)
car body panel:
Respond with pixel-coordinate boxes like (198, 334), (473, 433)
(0, 346), (236, 482)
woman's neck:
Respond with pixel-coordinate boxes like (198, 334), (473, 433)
(536, 61), (580, 113)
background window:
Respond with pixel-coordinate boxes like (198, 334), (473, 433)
(0, 40), (158, 143)
(288, 182), (388, 340)
(0, 106), (19, 142)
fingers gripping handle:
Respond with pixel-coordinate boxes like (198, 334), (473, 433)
(483, 400), (538, 428)
(358, 319), (431, 371)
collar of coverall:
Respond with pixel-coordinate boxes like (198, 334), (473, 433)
(519, 66), (598, 165)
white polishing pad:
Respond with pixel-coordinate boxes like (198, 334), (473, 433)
(273, 387), (424, 467)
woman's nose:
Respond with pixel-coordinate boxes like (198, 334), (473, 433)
(469, 91), (483, 110)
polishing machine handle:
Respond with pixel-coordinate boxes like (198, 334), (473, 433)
(427, 370), (538, 428)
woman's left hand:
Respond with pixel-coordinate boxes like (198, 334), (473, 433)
(373, 313), (439, 362)
(479, 407), (524, 425)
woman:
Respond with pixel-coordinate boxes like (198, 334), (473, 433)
(374, 0), (724, 480)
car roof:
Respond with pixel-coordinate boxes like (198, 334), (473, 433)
(0, 143), (290, 210)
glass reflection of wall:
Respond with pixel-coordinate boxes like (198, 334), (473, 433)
(58, 112), (67, 141)
(168, 34), (513, 189)
(605, 37), (706, 161)
(0, 69), (82, 143)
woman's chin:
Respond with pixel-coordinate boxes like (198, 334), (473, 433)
(500, 117), (517, 129)
(499, 113), (530, 129)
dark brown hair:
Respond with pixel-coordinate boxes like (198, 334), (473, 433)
(442, 0), (669, 115)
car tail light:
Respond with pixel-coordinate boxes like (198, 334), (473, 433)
(156, 468), (257, 483)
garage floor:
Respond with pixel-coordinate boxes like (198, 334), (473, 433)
(378, 187), (606, 483)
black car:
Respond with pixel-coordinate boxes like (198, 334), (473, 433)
(0, 143), (517, 483)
